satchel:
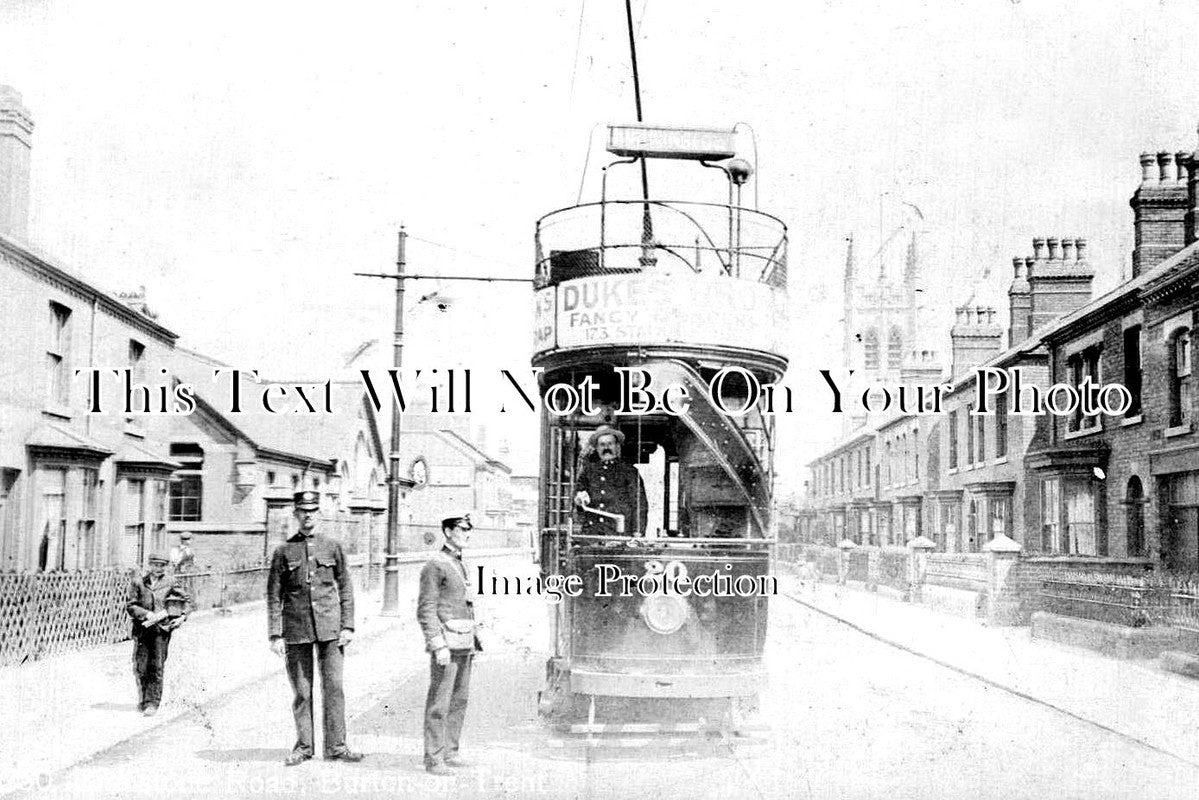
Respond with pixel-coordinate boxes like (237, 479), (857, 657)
(442, 618), (476, 651)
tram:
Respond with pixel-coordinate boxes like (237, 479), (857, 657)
(532, 123), (789, 729)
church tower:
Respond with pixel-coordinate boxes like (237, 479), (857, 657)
(841, 226), (941, 428)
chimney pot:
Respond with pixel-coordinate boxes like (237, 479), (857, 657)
(1047, 237), (1060, 260)
(0, 85), (34, 240)
(1075, 238), (1088, 261)
(1159, 151), (1176, 183)
(1062, 238), (1076, 261)
(1012, 257), (1023, 277)
(1178, 152), (1192, 184)
(1033, 238), (1046, 260)
(1141, 152), (1158, 183)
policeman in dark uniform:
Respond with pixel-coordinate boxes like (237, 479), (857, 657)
(573, 425), (649, 535)
(266, 491), (363, 766)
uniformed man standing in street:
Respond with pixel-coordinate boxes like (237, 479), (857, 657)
(417, 514), (480, 776)
(266, 491), (364, 766)
(574, 425), (649, 536)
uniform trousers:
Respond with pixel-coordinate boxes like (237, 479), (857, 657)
(424, 652), (473, 767)
(133, 628), (172, 710)
(284, 640), (347, 757)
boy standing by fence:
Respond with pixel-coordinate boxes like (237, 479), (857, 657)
(126, 552), (189, 716)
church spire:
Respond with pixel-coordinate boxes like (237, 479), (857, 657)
(904, 231), (919, 283)
(843, 233), (856, 291)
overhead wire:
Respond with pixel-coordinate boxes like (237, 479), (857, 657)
(403, 233), (528, 275)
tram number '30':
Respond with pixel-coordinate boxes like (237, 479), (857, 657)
(644, 560), (688, 582)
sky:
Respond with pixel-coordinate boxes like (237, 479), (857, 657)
(2, 0), (1198, 481)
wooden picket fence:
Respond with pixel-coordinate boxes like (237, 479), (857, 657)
(0, 569), (133, 667)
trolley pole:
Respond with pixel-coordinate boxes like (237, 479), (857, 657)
(352, 228), (533, 616)
(381, 226), (407, 615)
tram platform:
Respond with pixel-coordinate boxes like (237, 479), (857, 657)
(779, 573), (1199, 766)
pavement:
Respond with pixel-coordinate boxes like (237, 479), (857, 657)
(779, 568), (1199, 769)
(0, 549), (533, 797)
(6, 551), (1199, 799)
(10, 548), (1199, 797)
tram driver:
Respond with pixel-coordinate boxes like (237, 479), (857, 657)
(573, 425), (649, 536)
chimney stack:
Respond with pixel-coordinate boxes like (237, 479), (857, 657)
(899, 347), (943, 385)
(1008, 236), (1095, 347)
(950, 303), (1003, 381)
(1185, 131), (1199, 246)
(0, 85), (33, 240)
(1008, 255), (1032, 348)
(1131, 149), (1189, 276)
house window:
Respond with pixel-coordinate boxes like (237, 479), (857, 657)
(975, 413), (986, 463)
(864, 329), (879, 370)
(995, 392), (1008, 459)
(38, 467), (68, 572)
(1068, 346), (1102, 431)
(965, 406), (975, 466)
(966, 499), (979, 552)
(904, 505), (918, 541)
(865, 452), (871, 486)
(940, 502), (959, 552)
(1170, 328), (1192, 428)
(77, 469), (99, 569)
(888, 326), (903, 370)
(1123, 326), (1142, 418)
(1065, 481), (1098, 555)
(123, 478), (166, 566)
(1041, 478), (1061, 553)
(46, 302), (72, 407)
(948, 410), (959, 469)
(989, 496), (1010, 540)
(1126, 477), (1145, 557)
(169, 444), (204, 522)
(124, 479), (147, 565)
(0, 469), (18, 569)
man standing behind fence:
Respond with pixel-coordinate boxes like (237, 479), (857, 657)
(266, 490), (364, 767)
(126, 552), (189, 716)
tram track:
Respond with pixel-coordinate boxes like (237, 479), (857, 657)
(777, 588), (1199, 770)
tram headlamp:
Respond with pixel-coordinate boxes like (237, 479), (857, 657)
(726, 158), (753, 186)
(640, 595), (690, 635)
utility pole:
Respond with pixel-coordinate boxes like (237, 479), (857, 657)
(355, 228), (532, 616)
(381, 227), (407, 615)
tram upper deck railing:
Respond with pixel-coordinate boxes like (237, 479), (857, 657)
(534, 199), (788, 290)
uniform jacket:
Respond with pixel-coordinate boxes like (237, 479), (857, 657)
(575, 456), (649, 535)
(417, 547), (479, 653)
(126, 572), (190, 635)
(266, 534), (355, 644)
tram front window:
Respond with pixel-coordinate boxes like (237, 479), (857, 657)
(573, 425), (649, 536)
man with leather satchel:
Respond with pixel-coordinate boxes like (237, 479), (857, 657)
(126, 551), (189, 717)
(417, 514), (481, 776)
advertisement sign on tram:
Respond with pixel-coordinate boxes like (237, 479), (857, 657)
(533, 273), (788, 356)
